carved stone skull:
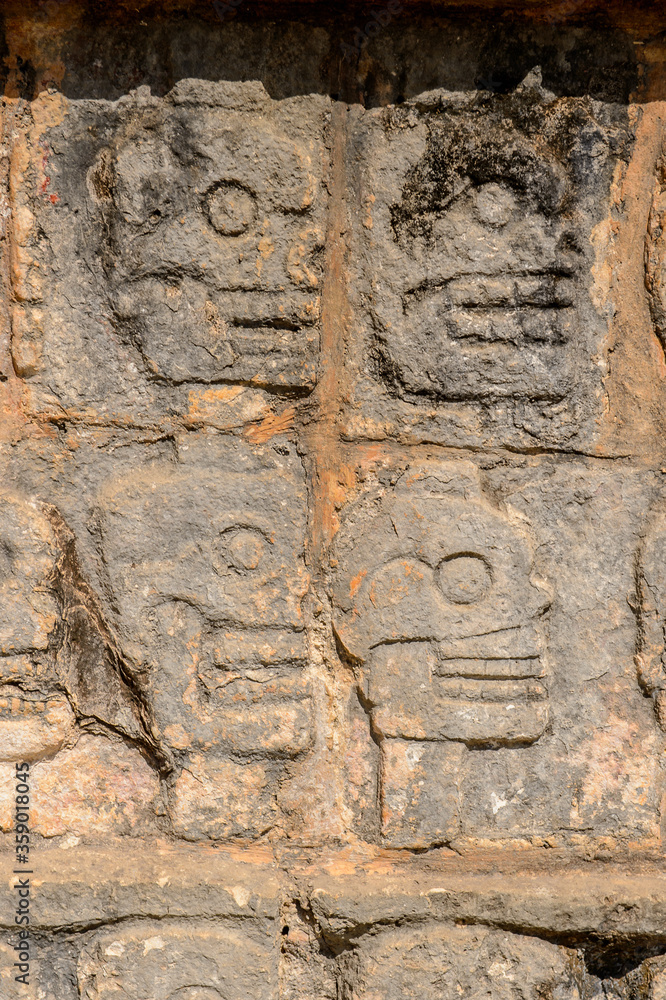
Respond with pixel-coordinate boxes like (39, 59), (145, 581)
(332, 464), (552, 747)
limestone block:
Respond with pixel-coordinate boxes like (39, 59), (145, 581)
(332, 458), (664, 847)
(346, 924), (583, 1000)
(0, 494), (75, 762)
(0, 734), (161, 837)
(0, 432), (313, 840)
(92, 435), (313, 774)
(10, 83), (329, 427)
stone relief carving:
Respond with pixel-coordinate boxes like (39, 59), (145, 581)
(91, 436), (313, 838)
(332, 463), (551, 748)
(385, 125), (575, 408)
(331, 462), (552, 845)
(331, 458), (666, 850)
(0, 434), (313, 840)
(89, 95), (322, 392)
(10, 83), (328, 425)
(346, 77), (633, 447)
(0, 21), (663, 994)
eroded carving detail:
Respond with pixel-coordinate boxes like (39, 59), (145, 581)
(90, 101), (322, 392)
(349, 77), (632, 446)
(11, 83), (328, 424)
(331, 462), (551, 844)
(332, 463), (551, 746)
(646, 145), (666, 356)
(77, 922), (277, 1000)
(345, 924), (584, 1000)
(92, 437), (313, 838)
(0, 493), (74, 761)
(0, 492), (161, 836)
(635, 509), (666, 729)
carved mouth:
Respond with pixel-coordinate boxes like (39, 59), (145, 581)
(111, 280), (319, 391)
(433, 658), (548, 745)
(433, 657), (547, 705)
(403, 274), (575, 346)
(444, 274), (575, 309)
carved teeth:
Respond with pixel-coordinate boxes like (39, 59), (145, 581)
(0, 696), (63, 717)
(434, 657), (544, 679)
(446, 275), (575, 308)
(434, 677), (548, 703)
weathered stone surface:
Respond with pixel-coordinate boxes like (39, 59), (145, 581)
(343, 76), (633, 449)
(10, 82), (328, 428)
(0, 431), (312, 840)
(77, 920), (278, 1000)
(0, 736), (160, 838)
(5, 844), (666, 997)
(332, 462), (550, 746)
(345, 924), (583, 1000)
(2, 3), (666, 995)
(0, 493), (74, 761)
(331, 458), (665, 848)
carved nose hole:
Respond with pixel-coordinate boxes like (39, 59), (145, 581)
(436, 554), (492, 604)
(206, 182), (257, 235)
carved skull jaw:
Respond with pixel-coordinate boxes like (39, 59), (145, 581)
(364, 637), (549, 748)
(136, 612), (313, 760)
(389, 203), (578, 406)
(379, 98), (599, 408)
(110, 278), (320, 391)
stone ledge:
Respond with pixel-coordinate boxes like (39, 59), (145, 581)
(3, 842), (666, 938)
(0, 841), (280, 929)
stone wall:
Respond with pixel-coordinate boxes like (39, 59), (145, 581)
(2, 2), (666, 997)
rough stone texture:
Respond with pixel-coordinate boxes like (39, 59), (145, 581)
(77, 921), (278, 1000)
(331, 459), (665, 849)
(0, 429), (313, 840)
(345, 924), (585, 1000)
(343, 77), (633, 449)
(2, 1), (666, 997)
(10, 82), (328, 427)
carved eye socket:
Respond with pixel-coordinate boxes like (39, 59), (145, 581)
(207, 182), (257, 235)
(472, 183), (517, 227)
(214, 527), (267, 573)
(437, 554), (492, 604)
